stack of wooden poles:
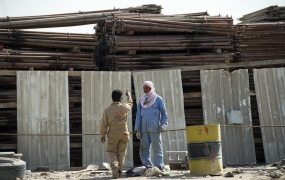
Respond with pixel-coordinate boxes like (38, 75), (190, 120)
(95, 13), (235, 70)
(0, 29), (97, 70)
(0, 74), (17, 155)
(0, 4), (162, 29)
(238, 5), (285, 24)
(236, 22), (285, 63)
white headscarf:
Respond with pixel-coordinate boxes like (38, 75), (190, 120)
(140, 81), (158, 108)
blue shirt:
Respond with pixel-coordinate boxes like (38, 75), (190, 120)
(135, 96), (168, 132)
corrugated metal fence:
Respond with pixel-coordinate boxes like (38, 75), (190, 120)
(200, 69), (256, 165)
(16, 68), (285, 168)
(17, 71), (70, 170)
(254, 68), (285, 164)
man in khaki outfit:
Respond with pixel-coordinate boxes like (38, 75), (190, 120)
(101, 89), (133, 179)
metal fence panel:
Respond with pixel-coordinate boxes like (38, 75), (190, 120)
(17, 71), (70, 170)
(81, 71), (133, 168)
(254, 68), (285, 164)
(201, 69), (256, 165)
(132, 70), (187, 164)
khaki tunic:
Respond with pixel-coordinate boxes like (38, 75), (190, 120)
(101, 96), (133, 171)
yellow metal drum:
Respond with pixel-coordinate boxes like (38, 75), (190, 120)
(186, 124), (223, 176)
(186, 124), (221, 143)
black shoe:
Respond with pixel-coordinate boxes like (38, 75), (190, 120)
(118, 170), (122, 178)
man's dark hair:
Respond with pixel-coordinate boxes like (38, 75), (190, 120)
(112, 89), (123, 101)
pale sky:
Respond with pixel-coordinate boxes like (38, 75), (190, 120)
(1, 0), (284, 33)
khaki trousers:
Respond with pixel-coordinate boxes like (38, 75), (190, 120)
(107, 133), (130, 171)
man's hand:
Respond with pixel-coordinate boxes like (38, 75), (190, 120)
(101, 137), (105, 143)
(126, 90), (131, 97)
(136, 131), (141, 139)
(160, 125), (167, 132)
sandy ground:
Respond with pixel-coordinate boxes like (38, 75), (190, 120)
(19, 165), (285, 180)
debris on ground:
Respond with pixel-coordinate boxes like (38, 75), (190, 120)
(145, 166), (162, 177)
(40, 172), (49, 176)
(36, 166), (49, 171)
(232, 169), (244, 174)
(126, 166), (146, 177)
(258, 168), (266, 175)
(102, 162), (112, 171)
(14, 165), (285, 180)
(65, 173), (71, 178)
(271, 159), (285, 167)
(269, 172), (282, 178)
(71, 164), (99, 174)
(225, 172), (234, 177)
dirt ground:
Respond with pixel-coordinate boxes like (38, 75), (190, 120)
(19, 165), (285, 180)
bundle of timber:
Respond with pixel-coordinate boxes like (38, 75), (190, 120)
(0, 49), (96, 70)
(0, 75), (16, 109)
(105, 35), (233, 53)
(107, 53), (233, 71)
(69, 76), (82, 167)
(236, 22), (285, 62)
(0, 29), (97, 70)
(96, 13), (234, 35)
(248, 71), (265, 163)
(96, 13), (235, 70)
(0, 12), (112, 29)
(238, 6), (285, 24)
(0, 74), (17, 152)
(0, 4), (162, 29)
(0, 29), (97, 51)
(182, 71), (203, 126)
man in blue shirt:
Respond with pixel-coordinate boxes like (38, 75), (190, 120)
(134, 81), (168, 171)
